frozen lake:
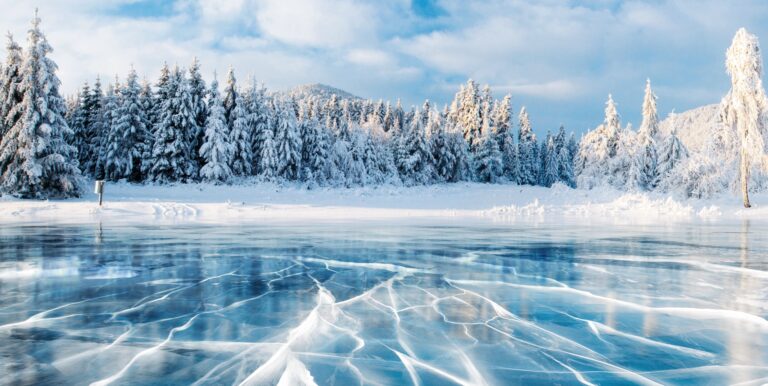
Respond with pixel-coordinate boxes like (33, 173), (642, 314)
(1, 219), (767, 385)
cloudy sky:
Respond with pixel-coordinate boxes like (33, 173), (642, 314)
(3, 0), (768, 133)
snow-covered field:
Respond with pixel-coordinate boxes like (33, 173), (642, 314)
(0, 181), (763, 224)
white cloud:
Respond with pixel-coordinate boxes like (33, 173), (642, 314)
(255, 0), (377, 48)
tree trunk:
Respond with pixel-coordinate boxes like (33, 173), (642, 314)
(741, 148), (751, 208)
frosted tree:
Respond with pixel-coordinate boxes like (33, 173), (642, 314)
(541, 135), (559, 187)
(246, 82), (271, 173)
(347, 126), (367, 186)
(149, 67), (198, 183)
(138, 79), (154, 176)
(557, 145), (575, 187)
(576, 94), (622, 188)
(275, 100), (301, 180)
(454, 79), (482, 152)
(721, 28), (768, 207)
(222, 67), (238, 128)
(517, 107), (538, 185)
(402, 110), (436, 185)
(1, 34), (22, 139)
(0, 12), (81, 198)
(188, 58), (207, 169)
(474, 118), (503, 183)
(329, 138), (350, 186)
(655, 128), (688, 189)
(257, 128), (278, 181)
(104, 68), (149, 182)
(199, 78), (233, 184)
(640, 79), (660, 139)
(229, 93), (253, 176)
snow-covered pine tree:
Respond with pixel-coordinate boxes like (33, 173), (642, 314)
(538, 131), (551, 186)
(246, 82), (271, 174)
(557, 145), (575, 187)
(634, 79), (660, 190)
(149, 66), (198, 183)
(0, 12), (81, 198)
(199, 78), (234, 184)
(517, 106), (538, 185)
(229, 93), (253, 177)
(541, 135), (559, 187)
(329, 137), (350, 187)
(655, 128), (688, 189)
(474, 115), (503, 183)
(721, 28), (768, 207)
(223, 67), (238, 129)
(138, 79), (154, 177)
(575, 94), (622, 188)
(347, 125), (367, 186)
(456, 79), (482, 152)
(0, 34), (22, 140)
(256, 126), (278, 181)
(274, 100), (301, 180)
(105, 68), (149, 182)
(97, 78), (120, 179)
(310, 123), (332, 185)
(188, 57), (207, 170)
(402, 110), (436, 185)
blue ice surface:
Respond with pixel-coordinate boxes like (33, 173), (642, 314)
(0, 219), (766, 385)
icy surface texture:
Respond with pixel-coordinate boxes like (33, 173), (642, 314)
(0, 220), (767, 385)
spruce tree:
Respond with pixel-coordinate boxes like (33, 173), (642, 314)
(474, 121), (503, 183)
(188, 57), (207, 170)
(402, 110), (436, 185)
(0, 12), (81, 198)
(199, 78), (233, 184)
(541, 135), (559, 187)
(517, 107), (538, 185)
(1, 34), (22, 139)
(222, 67), (238, 128)
(275, 100), (301, 180)
(105, 68), (148, 182)
(257, 128), (278, 181)
(149, 67), (197, 183)
(229, 93), (253, 176)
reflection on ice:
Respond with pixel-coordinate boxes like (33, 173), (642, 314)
(0, 220), (767, 385)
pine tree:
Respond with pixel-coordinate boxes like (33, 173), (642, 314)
(541, 135), (559, 187)
(138, 79), (154, 177)
(455, 79), (482, 152)
(0, 12), (81, 198)
(149, 67), (198, 183)
(188, 57), (207, 170)
(517, 107), (538, 185)
(247, 83), (271, 174)
(229, 93), (253, 176)
(402, 110), (435, 185)
(223, 67), (238, 129)
(557, 145), (575, 187)
(199, 78), (233, 184)
(0, 34), (23, 139)
(79, 76), (104, 176)
(722, 28), (768, 207)
(105, 68), (148, 182)
(257, 128), (278, 181)
(274, 100), (301, 180)
(656, 128), (688, 187)
(474, 121), (503, 183)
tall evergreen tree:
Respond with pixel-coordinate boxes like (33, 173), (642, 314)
(222, 67), (238, 128)
(188, 57), (207, 169)
(541, 135), (559, 187)
(0, 12), (81, 198)
(149, 67), (197, 183)
(229, 93), (253, 176)
(474, 119), (503, 183)
(199, 78), (233, 184)
(275, 100), (301, 180)
(1, 34), (23, 139)
(402, 110), (435, 185)
(517, 107), (538, 185)
(104, 68), (149, 182)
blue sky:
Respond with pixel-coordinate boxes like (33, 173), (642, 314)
(3, 0), (768, 134)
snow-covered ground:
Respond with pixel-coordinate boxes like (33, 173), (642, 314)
(0, 181), (765, 224)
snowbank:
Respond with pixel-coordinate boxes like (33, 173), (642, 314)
(1, 181), (767, 224)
